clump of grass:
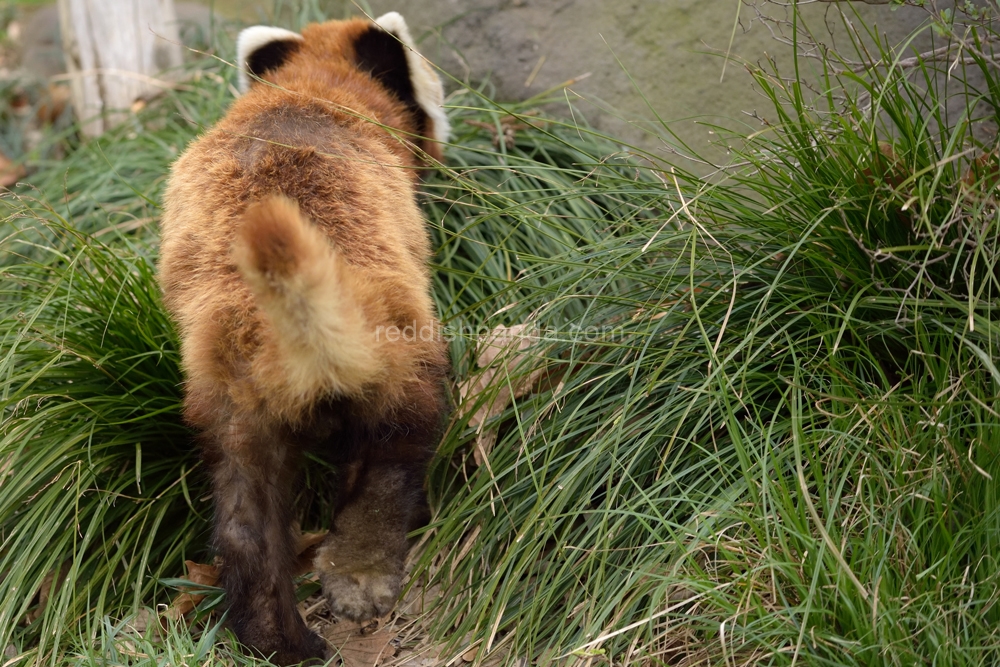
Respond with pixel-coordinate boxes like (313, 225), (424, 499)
(415, 5), (1000, 666)
(0, 208), (198, 661)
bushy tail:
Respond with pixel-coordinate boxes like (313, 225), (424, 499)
(232, 196), (382, 406)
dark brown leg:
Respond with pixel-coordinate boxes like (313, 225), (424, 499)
(208, 414), (327, 664)
(315, 454), (430, 621)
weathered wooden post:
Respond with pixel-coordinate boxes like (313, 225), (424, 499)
(57, 0), (183, 137)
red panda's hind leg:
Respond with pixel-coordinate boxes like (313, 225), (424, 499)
(314, 456), (431, 621)
(206, 414), (328, 664)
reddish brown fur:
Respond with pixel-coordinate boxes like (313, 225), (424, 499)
(159, 16), (449, 665)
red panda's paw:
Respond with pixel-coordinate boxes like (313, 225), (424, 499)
(315, 549), (403, 621)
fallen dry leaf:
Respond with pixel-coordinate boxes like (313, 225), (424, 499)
(398, 579), (443, 617)
(392, 645), (443, 667)
(964, 148), (1000, 189)
(297, 529), (328, 554)
(128, 607), (163, 639)
(294, 525), (328, 575)
(0, 150), (26, 189)
(25, 561), (70, 624)
(458, 324), (548, 465)
(36, 83), (71, 125)
(326, 621), (398, 667)
(162, 559), (219, 621)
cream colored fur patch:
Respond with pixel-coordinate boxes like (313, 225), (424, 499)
(374, 12), (451, 144)
(236, 26), (304, 94)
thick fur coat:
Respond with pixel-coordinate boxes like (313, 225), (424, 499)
(158, 13), (450, 664)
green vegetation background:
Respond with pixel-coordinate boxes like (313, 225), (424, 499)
(0, 1), (998, 665)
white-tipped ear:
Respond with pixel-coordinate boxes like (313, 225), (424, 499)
(236, 26), (303, 94)
(373, 12), (450, 144)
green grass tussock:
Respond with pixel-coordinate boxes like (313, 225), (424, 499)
(0, 3), (998, 665)
(418, 8), (1000, 665)
(0, 210), (198, 661)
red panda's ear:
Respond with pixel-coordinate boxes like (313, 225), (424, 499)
(354, 12), (450, 147)
(236, 26), (304, 94)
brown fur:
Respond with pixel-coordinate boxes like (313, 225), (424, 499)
(159, 16), (449, 665)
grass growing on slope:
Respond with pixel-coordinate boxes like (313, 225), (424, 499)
(0, 213), (195, 662)
(0, 2), (997, 666)
(415, 6), (1000, 665)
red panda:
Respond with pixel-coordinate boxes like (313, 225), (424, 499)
(158, 13), (450, 664)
